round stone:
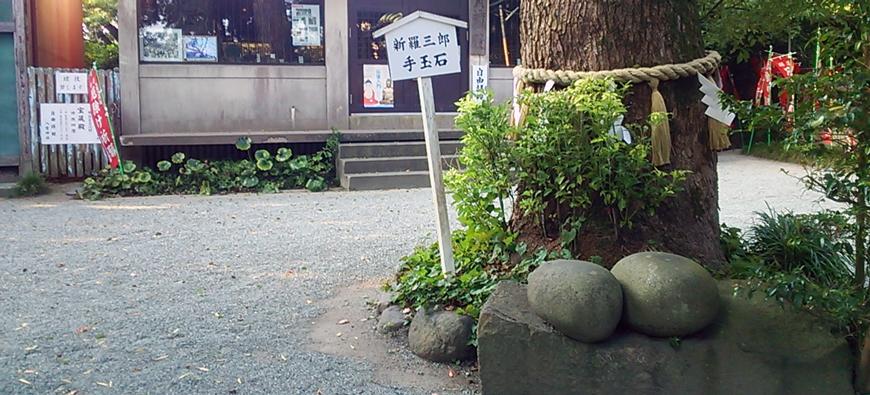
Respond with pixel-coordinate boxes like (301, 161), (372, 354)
(527, 260), (623, 343)
(408, 308), (474, 362)
(611, 252), (720, 337)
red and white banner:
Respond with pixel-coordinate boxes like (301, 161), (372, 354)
(87, 69), (120, 169)
(754, 59), (773, 106)
(771, 54), (799, 113)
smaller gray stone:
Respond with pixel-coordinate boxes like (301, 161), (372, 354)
(527, 260), (623, 343)
(408, 308), (474, 362)
(375, 292), (394, 314)
(377, 305), (406, 334)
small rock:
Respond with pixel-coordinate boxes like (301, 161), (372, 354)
(408, 308), (474, 363)
(527, 260), (623, 343)
(376, 292), (394, 314)
(611, 252), (720, 337)
(377, 306), (406, 334)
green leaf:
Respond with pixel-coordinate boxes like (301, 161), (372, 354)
(157, 160), (172, 172)
(256, 159), (274, 171)
(254, 149), (271, 161)
(132, 171), (152, 183)
(171, 152), (186, 164)
(122, 161), (137, 172)
(305, 177), (327, 192)
(242, 176), (259, 188)
(235, 137), (252, 151)
(185, 159), (205, 172)
(276, 147), (292, 162)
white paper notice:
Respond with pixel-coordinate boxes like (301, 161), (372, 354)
(39, 103), (100, 145)
(471, 64), (489, 92)
(55, 72), (88, 95)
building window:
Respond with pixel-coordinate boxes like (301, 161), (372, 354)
(137, 0), (325, 65)
(489, 0), (520, 67)
(0, 0), (11, 22)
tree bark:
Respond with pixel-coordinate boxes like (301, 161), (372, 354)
(518, 0), (725, 267)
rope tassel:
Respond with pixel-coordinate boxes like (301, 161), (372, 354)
(649, 79), (672, 166)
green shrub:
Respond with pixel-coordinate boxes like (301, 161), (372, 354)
(748, 209), (854, 286)
(80, 135), (339, 200)
(387, 229), (565, 345)
(725, 210), (867, 336)
(13, 173), (49, 197)
(389, 80), (690, 329)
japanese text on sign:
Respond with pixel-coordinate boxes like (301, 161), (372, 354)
(39, 103), (100, 145)
(55, 72), (88, 95)
(380, 18), (462, 81)
(471, 64), (488, 92)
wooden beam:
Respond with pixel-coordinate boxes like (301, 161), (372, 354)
(118, 0), (141, 136)
(468, 0), (488, 56)
(13, 0), (32, 176)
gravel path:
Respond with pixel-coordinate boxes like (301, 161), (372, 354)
(0, 152), (835, 394)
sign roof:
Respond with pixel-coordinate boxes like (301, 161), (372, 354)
(373, 10), (468, 38)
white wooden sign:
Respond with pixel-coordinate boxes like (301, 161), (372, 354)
(55, 72), (88, 95)
(374, 11), (466, 81)
(374, 12), (467, 276)
(471, 63), (489, 92)
(39, 103), (100, 145)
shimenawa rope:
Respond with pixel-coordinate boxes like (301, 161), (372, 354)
(512, 51), (723, 166)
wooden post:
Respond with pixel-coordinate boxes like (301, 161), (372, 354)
(13, 0), (32, 176)
(417, 76), (455, 275)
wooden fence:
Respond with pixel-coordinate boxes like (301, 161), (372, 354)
(26, 67), (120, 178)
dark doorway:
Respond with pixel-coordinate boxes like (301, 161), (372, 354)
(348, 0), (469, 114)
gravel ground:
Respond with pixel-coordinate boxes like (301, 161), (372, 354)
(0, 151), (836, 394)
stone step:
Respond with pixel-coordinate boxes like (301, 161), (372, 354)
(341, 171), (432, 191)
(340, 155), (460, 175)
(339, 141), (463, 159)
(0, 182), (16, 198)
(340, 129), (463, 143)
(0, 167), (18, 183)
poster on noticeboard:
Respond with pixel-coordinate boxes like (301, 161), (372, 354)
(291, 4), (322, 46)
(363, 64), (394, 108)
(183, 36), (218, 62)
(140, 26), (183, 62)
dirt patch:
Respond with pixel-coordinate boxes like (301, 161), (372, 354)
(307, 279), (480, 394)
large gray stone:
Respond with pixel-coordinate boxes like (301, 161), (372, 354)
(478, 281), (853, 395)
(527, 260), (622, 342)
(408, 308), (474, 363)
(611, 252), (720, 337)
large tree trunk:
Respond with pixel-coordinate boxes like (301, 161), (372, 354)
(518, 0), (725, 267)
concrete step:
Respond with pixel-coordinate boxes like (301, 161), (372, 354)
(0, 167), (18, 183)
(339, 140), (463, 159)
(340, 155), (460, 175)
(0, 182), (15, 198)
(341, 171), (432, 191)
(341, 129), (463, 143)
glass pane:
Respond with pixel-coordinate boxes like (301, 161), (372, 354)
(137, 0), (325, 65)
(489, 0), (520, 67)
(0, 0), (12, 23)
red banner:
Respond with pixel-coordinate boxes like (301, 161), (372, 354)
(754, 59), (772, 106)
(87, 69), (120, 169)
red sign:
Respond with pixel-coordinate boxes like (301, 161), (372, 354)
(87, 69), (120, 169)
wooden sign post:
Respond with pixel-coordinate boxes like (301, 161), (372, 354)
(374, 11), (468, 276)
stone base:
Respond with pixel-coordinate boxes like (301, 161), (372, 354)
(477, 281), (853, 395)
